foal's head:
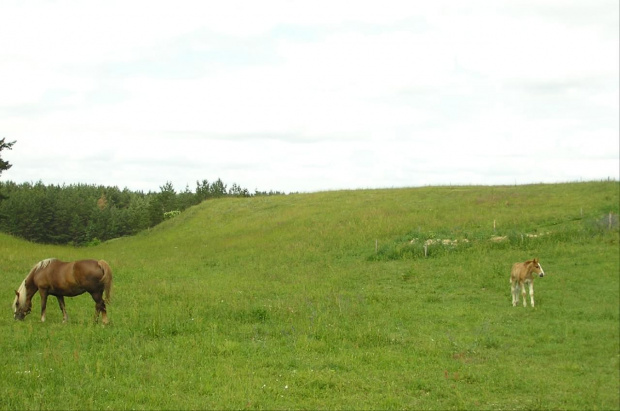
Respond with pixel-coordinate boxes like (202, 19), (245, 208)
(529, 258), (545, 278)
(12, 283), (31, 321)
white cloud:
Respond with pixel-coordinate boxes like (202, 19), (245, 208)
(1, 0), (617, 193)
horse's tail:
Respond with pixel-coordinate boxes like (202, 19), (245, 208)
(98, 260), (113, 304)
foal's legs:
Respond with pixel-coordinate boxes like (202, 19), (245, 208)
(39, 290), (49, 322)
(511, 281), (519, 306)
(56, 296), (68, 322)
(91, 292), (109, 325)
(521, 281), (528, 307)
(528, 282), (535, 307)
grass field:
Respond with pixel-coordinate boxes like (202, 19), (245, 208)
(1, 181), (618, 410)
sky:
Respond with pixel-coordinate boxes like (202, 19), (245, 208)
(1, 0), (618, 194)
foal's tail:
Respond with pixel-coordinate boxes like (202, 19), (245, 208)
(98, 260), (113, 304)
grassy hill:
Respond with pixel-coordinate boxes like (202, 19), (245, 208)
(1, 181), (618, 409)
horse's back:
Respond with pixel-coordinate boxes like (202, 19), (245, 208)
(73, 259), (107, 282)
(31, 259), (70, 283)
(510, 262), (526, 283)
(33, 259), (106, 296)
(73, 259), (101, 271)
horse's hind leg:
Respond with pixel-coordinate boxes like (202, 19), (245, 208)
(57, 296), (68, 322)
(91, 292), (109, 325)
(510, 281), (518, 306)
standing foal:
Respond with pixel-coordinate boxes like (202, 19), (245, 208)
(510, 258), (545, 307)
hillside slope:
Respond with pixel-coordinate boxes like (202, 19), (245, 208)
(1, 181), (618, 410)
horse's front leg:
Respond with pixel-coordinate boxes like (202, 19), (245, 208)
(57, 296), (68, 322)
(529, 282), (535, 307)
(40, 290), (49, 322)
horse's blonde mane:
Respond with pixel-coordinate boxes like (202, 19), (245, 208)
(14, 258), (56, 312)
(32, 258), (56, 273)
(14, 280), (27, 311)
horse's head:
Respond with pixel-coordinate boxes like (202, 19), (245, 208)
(531, 258), (545, 278)
(13, 290), (31, 321)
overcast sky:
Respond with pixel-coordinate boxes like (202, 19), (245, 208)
(1, 1), (618, 194)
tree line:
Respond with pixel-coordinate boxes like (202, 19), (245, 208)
(0, 179), (284, 246)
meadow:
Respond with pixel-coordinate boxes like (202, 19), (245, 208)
(1, 181), (618, 410)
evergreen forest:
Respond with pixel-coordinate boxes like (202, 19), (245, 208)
(0, 179), (284, 246)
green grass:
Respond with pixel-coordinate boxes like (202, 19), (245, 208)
(1, 181), (619, 410)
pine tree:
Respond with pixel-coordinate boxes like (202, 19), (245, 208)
(0, 138), (16, 201)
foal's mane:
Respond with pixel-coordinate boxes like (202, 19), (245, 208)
(525, 258), (539, 266)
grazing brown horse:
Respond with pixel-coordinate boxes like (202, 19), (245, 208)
(13, 259), (113, 324)
(510, 258), (545, 307)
